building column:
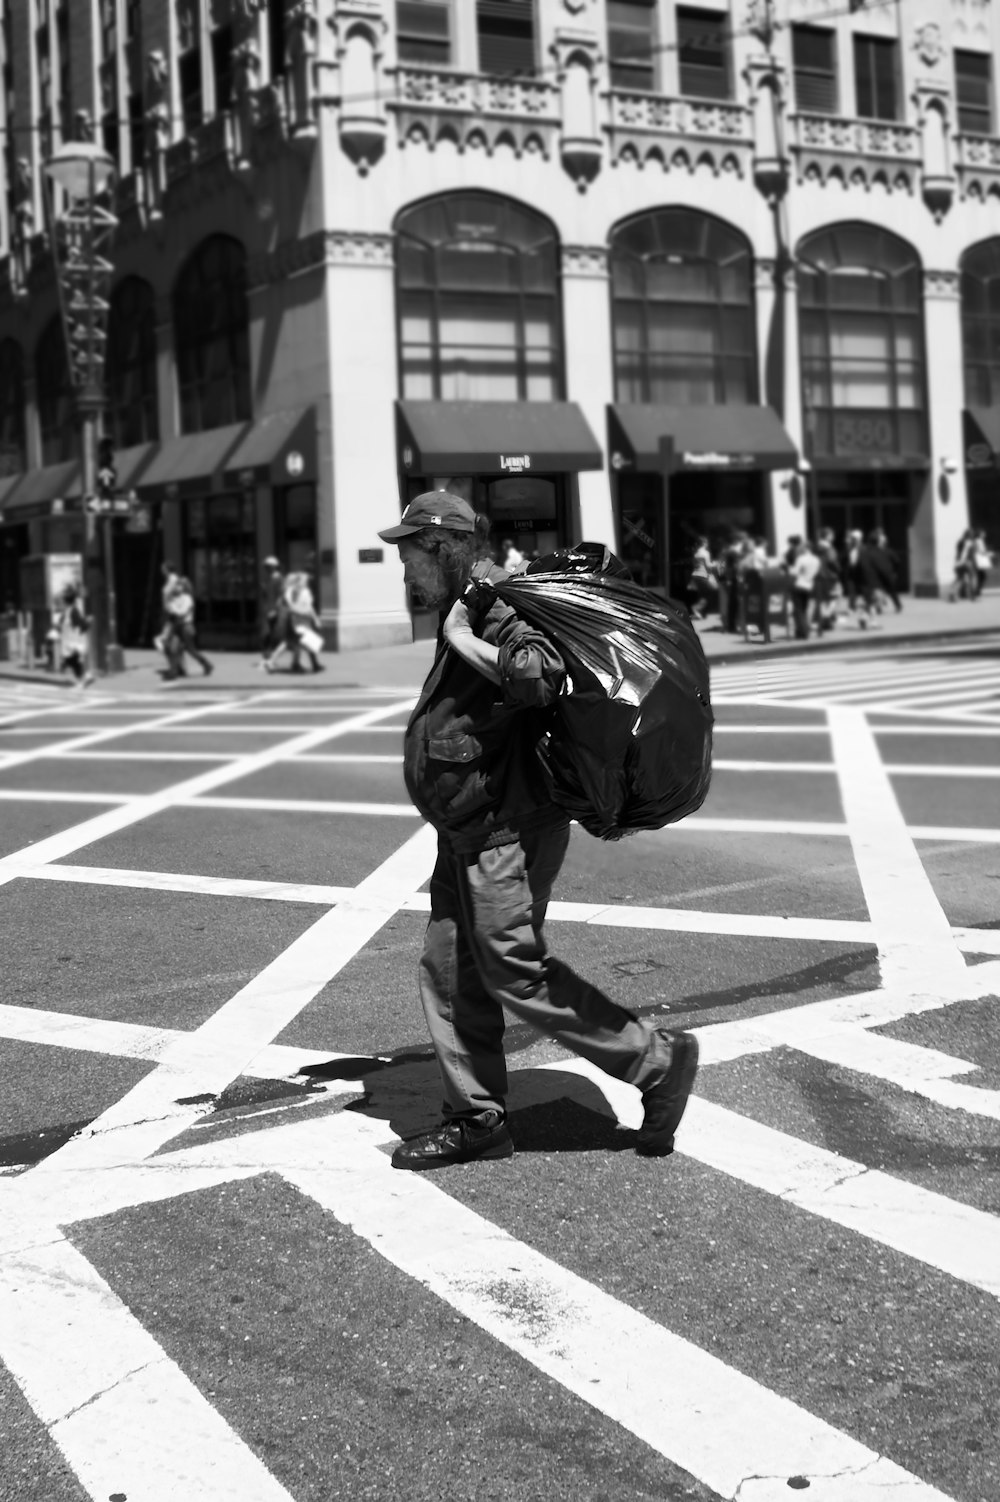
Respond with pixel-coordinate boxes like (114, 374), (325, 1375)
(560, 245), (615, 546)
(916, 269), (968, 595)
(323, 230), (411, 650)
(756, 255), (807, 551)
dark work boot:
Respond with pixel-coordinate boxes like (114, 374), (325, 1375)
(391, 1111), (513, 1171)
(636, 1032), (699, 1157)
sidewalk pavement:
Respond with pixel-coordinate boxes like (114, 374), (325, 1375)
(2, 589), (998, 697)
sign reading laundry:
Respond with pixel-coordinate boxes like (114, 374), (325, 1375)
(500, 454), (532, 472)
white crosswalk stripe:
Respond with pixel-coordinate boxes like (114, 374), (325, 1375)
(711, 633), (1000, 720)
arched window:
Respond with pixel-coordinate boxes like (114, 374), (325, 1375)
(798, 224), (927, 461)
(36, 317), (75, 466)
(609, 209), (756, 404)
(395, 192), (563, 401)
(106, 276), (159, 447)
(173, 235), (251, 433)
(0, 340), (25, 477)
(960, 239), (1000, 407)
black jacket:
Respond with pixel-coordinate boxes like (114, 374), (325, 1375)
(403, 563), (567, 852)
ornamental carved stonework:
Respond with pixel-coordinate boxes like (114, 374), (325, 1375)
(914, 22), (945, 68)
(924, 269), (961, 298)
(561, 245), (607, 276)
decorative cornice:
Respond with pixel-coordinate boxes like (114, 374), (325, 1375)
(561, 244), (607, 277)
(323, 229), (394, 267)
(923, 269), (960, 299)
(247, 228), (394, 286)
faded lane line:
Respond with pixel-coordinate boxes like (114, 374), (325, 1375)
(828, 706), (969, 995)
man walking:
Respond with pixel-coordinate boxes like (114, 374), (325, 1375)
(377, 492), (699, 1171)
(160, 562), (213, 678)
(258, 555), (285, 667)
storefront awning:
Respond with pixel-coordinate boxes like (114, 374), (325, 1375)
(964, 407), (1000, 469)
(135, 409), (318, 500)
(396, 401), (603, 474)
(135, 421), (250, 500)
(0, 459), (81, 516)
(608, 404), (799, 473)
(220, 407), (316, 487)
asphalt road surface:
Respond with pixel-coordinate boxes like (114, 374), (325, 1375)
(1, 637), (999, 1502)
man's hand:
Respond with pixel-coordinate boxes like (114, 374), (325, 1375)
(443, 597), (501, 685)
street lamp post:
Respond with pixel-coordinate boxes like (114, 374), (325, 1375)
(42, 140), (124, 674)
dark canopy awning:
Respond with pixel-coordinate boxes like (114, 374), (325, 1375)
(134, 410), (316, 501)
(609, 403), (799, 473)
(397, 400), (603, 474)
(964, 407), (1000, 469)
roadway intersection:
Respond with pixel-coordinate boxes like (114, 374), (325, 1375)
(0, 638), (998, 1502)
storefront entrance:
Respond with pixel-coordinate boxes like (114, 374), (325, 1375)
(615, 470), (766, 600)
(402, 470), (568, 636)
(814, 471), (913, 590)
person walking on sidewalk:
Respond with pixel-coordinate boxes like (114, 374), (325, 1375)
(376, 491), (699, 1172)
(258, 556), (286, 667)
(789, 538), (821, 640)
(53, 583), (94, 688)
(160, 563), (213, 679)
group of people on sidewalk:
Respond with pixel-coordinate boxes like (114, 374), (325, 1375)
(688, 524), (994, 641)
(151, 556), (325, 680)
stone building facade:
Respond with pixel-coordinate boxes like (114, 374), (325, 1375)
(0, 0), (998, 649)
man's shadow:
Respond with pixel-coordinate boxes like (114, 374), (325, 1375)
(300, 1053), (634, 1155)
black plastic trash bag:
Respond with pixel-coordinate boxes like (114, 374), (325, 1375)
(491, 542), (713, 840)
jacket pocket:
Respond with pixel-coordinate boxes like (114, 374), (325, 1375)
(428, 732), (482, 764)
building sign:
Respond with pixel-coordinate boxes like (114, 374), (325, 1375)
(832, 415), (895, 455)
(358, 548), (383, 563)
(679, 451), (756, 469)
(499, 454), (532, 473)
(966, 442), (994, 470)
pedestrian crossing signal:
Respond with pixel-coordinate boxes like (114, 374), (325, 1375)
(97, 437), (117, 503)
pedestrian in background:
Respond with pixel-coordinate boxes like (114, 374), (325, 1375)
(160, 562), (213, 679)
(971, 530), (994, 598)
(374, 490), (699, 1171)
(868, 528), (903, 613)
(814, 527), (841, 632)
(687, 534), (717, 621)
(843, 530), (878, 628)
(949, 529), (975, 601)
(258, 555), (286, 667)
(53, 583), (93, 688)
(266, 570), (324, 673)
(790, 538), (821, 640)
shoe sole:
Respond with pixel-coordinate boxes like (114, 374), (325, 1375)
(636, 1036), (700, 1158)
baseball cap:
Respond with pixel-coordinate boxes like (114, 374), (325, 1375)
(378, 491), (476, 542)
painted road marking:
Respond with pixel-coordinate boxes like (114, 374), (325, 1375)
(828, 707), (968, 994)
(0, 1236), (297, 1502)
(12, 859), (1000, 955)
(544, 1062), (1000, 1301)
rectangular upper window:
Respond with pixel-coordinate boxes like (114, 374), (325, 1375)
(608, 0), (657, 94)
(477, 0), (536, 77)
(792, 25), (837, 114)
(956, 49), (992, 135)
(677, 7), (731, 101)
(397, 0), (451, 67)
(854, 33), (899, 121)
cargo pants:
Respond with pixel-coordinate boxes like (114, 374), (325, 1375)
(419, 820), (674, 1119)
